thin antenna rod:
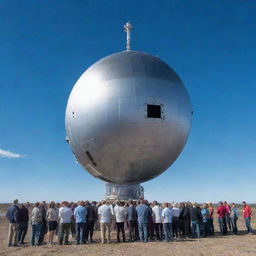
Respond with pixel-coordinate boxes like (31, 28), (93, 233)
(124, 22), (132, 51)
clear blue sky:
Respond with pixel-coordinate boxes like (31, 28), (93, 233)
(0, 0), (255, 203)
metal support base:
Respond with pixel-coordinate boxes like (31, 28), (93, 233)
(105, 183), (144, 201)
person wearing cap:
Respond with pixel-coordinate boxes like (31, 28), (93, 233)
(6, 199), (20, 247)
(242, 201), (253, 233)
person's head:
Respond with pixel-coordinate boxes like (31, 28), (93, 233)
(231, 203), (236, 208)
(49, 201), (55, 209)
(223, 201), (227, 206)
(153, 200), (158, 206)
(79, 201), (85, 206)
(207, 201), (212, 207)
(203, 203), (208, 209)
(173, 202), (178, 208)
(163, 202), (169, 208)
(92, 201), (97, 205)
(34, 202), (40, 208)
(128, 199), (133, 206)
(21, 204), (26, 209)
(218, 201), (223, 206)
(192, 203), (198, 208)
(13, 199), (18, 205)
(116, 201), (121, 206)
(242, 201), (246, 207)
(102, 200), (106, 205)
(56, 202), (60, 208)
(84, 200), (89, 206)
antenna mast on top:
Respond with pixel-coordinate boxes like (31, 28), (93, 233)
(124, 22), (132, 51)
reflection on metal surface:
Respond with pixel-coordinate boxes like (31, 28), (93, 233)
(65, 50), (192, 184)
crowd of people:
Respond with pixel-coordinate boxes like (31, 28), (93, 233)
(5, 199), (254, 247)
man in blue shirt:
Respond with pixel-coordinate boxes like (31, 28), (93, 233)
(74, 201), (88, 244)
(136, 200), (150, 242)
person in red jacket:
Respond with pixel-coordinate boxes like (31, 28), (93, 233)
(216, 201), (227, 235)
(242, 201), (253, 233)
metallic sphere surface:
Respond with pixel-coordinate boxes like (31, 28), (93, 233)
(65, 51), (192, 184)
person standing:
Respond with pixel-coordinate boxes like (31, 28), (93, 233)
(17, 204), (29, 244)
(30, 202), (43, 246)
(152, 201), (163, 241)
(172, 203), (181, 240)
(190, 203), (202, 238)
(46, 201), (59, 244)
(6, 199), (20, 247)
(223, 201), (231, 231)
(85, 201), (98, 242)
(98, 200), (112, 244)
(162, 203), (173, 242)
(136, 200), (151, 242)
(242, 201), (253, 233)
(201, 203), (210, 237)
(39, 201), (47, 244)
(114, 201), (127, 242)
(74, 201), (88, 244)
(127, 200), (139, 241)
(58, 201), (73, 245)
(230, 203), (239, 234)
(216, 201), (227, 235)
(181, 202), (191, 238)
(208, 202), (214, 235)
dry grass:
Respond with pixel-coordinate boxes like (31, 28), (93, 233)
(1, 205), (256, 256)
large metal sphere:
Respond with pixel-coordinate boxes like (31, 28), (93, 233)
(65, 51), (192, 184)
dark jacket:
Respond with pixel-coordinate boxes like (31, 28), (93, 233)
(190, 207), (202, 222)
(181, 207), (191, 221)
(6, 205), (20, 223)
(86, 204), (98, 222)
(19, 207), (29, 222)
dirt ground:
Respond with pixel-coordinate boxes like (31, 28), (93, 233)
(1, 205), (256, 256)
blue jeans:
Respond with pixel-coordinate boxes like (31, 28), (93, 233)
(203, 221), (210, 237)
(138, 222), (148, 242)
(31, 223), (42, 246)
(244, 217), (253, 233)
(163, 223), (173, 241)
(191, 221), (200, 238)
(230, 217), (238, 234)
(76, 223), (86, 244)
(218, 217), (227, 235)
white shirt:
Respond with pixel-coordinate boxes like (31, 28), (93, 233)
(152, 205), (163, 223)
(58, 207), (73, 223)
(98, 204), (112, 223)
(114, 205), (127, 223)
(162, 207), (173, 223)
(172, 207), (180, 218)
